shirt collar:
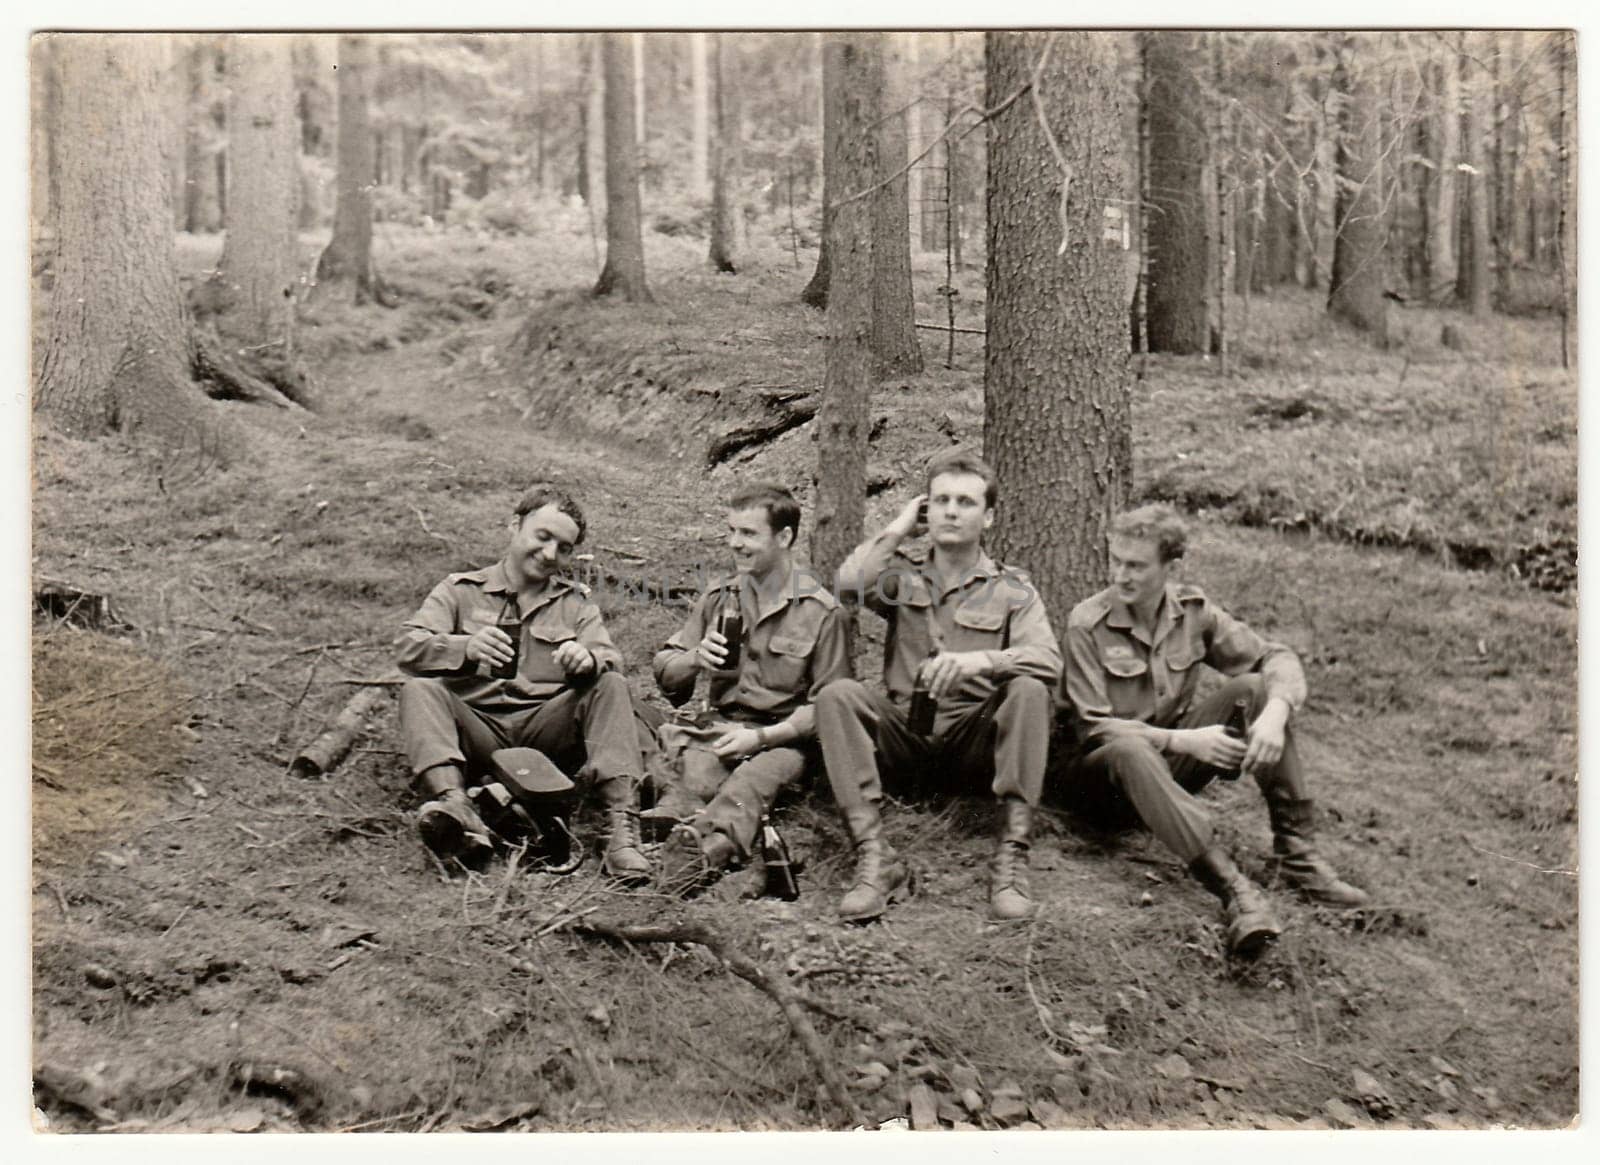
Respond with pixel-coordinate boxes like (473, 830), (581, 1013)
(928, 551), (999, 599)
(484, 561), (575, 612)
(1106, 582), (1181, 647)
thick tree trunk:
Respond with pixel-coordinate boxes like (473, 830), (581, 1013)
(315, 35), (388, 305)
(690, 32), (710, 201)
(985, 30), (1132, 624)
(801, 36), (842, 309)
(811, 34), (877, 595)
(632, 33), (646, 147)
(1143, 31), (1212, 354)
(30, 36), (60, 242)
(1326, 35), (1388, 340)
(708, 34), (742, 273)
(216, 35), (300, 349)
(1456, 34), (1492, 315)
(872, 33), (923, 377)
(593, 33), (652, 302)
(37, 35), (228, 453)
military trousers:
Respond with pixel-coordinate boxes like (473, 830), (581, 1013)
(1065, 673), (1309, 863)
(400, 671), (643, 791)
(659, 722), (807, 859)
(814, 676), (1052, 837)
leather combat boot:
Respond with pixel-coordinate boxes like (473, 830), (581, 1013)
(1266, 795), (1370, 907)
(417, 783), (495, 868)
(837, 806), (909, 923)
(658, 823), (739, 898)
(1188, 847), (1282, 957)
(989, 797), (1037, 921)
(599, 779), (652, 885)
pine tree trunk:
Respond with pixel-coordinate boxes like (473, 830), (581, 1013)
(1429, 52), (1460, 298)
(1261, 86), (1297, 285)
(708, 34), (741, 273)
(315, 35), (385, 304)
(1456, 34), (1492, 315)
(1327, 34), (1388, 340)
(690, 32), (710, 201)
(633, 33), (646, 147)
(985, 30), (1132, 623)
(593, 32), (652, 302)
(905, 32), (924, 254)
(216, 34), (300, 348)
(801, 36), (842, 309)
(1491, 33), (1519, 311)
(872, 32), (923, 377)
(37, 35), (227, 453)
(30, 35), (60, 242)
(1143, 31), (1212, 354)
(583, 35), (607, 214)
(1556, 31), (1574, 367)
(811, 33), (877, 594)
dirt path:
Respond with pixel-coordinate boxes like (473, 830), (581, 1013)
(31, 239), (1577, 1133)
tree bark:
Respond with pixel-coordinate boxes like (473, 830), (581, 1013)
(1456, 33), (1492, 316)
(36, 35), (229, 453)
(1143, 31), (1212, 354)
(584, 35), (607, 215)
(30, 35), (60, 242)
(1429, 50), (1460, 298)
(216, 34), (301, 349)
(708, 34), (742, 273)
(593, 33), (652, 301)
(1261, 85), (1298, 286)
(872, 32), (923, 377)
(690, 32), (709, 200)
(800, 35), (842, 309)
(1491, 32), (1520, 311)
(1326, 34), (1388, 340)
(985, 30), (1132, 626)
(315, 35), (388, 305)
(811, 34), (877, 594)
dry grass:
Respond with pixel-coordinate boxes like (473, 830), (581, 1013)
(30, 217), (1576, 1132)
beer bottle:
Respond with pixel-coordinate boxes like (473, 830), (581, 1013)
(759, 815), (800, 901)
(1217, 697), (1251, 781)
(716, 587), (744, 671)
(908, 647), (939, 736)
(491, 595), (522, 680)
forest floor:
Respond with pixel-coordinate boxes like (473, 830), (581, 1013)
(29, 210), (1578, 1134)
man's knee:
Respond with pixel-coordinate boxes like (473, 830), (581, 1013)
(995, 676), (1050, 719)
(592, 670), (628, 696)
(399, 676), (450, 718)
(816, 677), (871, 715)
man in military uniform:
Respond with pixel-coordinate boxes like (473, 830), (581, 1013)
(815, 450), (1062, 923)
(395, 483), (650, 883)
(1061, 502), (1368, 956)
(648, 483), (851, 894)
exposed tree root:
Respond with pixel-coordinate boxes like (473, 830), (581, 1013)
(290, 688), (392, 779)
(573, 915), (867, 1128)
(705, 395), (819, 468)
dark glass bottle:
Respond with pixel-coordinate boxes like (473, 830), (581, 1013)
(908, 648), (939, 736)
(1216, 697), (1251, 781)
(759, 816), (800, 901)
(716, 587), (744, 671)
(491, 595), (522, 680)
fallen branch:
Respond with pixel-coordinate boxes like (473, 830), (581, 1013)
(573, 915), (866, 1128)
(705, 396), (819, 468)
(191, 332), (309, 411)
(290, 688), (392, 779)
(33, 578), (136, 634)
(913, 322), (986, 336)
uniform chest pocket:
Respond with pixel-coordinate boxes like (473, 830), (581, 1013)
(1101, 652), (1151, 719)
(521, 623), (577, 683)
(949, 602), (1007, 652)
(764, 631), (817, 690)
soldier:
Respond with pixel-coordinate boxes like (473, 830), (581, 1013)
(815, 450), (1062, 923)
(1061, 503), (1368, 957)
(648, 483), (850, 894)
(395, 483), (651, 884)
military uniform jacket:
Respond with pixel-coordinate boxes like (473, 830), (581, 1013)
(653, 571), (851, 740)
(838, 532), (1062, 713)
(1063, 581), (1307, 746)
(396, 561), (623, 714)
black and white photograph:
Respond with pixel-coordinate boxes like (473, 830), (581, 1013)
(23, 12), (1584, 1143)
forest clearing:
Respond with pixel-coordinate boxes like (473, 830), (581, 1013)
(27, 30), (1578, 1138)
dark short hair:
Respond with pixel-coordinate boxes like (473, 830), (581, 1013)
(514, 483), (586, 545)
(924, 448), (998, 510)
(1110, 503), (1188, 563)
(728, 482), (801, 542)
